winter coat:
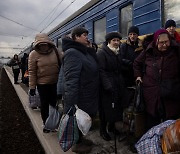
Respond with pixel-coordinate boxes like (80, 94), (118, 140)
(133, 41), (180, 118)
(97, 44), (126, 122)
(62, 38), (99, 116)
(28, 33), (60, 89)
(57, 65), (64, 96)
(11, 59), (20, 73)
(120, 38), (143, 87)
(174, 31), (180, 43)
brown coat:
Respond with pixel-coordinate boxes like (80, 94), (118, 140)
(28, 33), (60, 89)
(133, 42), (180, 118)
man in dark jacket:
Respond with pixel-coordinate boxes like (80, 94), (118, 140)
(120, 26), (143, 87)
(62, 27), (99, 153)
(120, 26), (143, 108)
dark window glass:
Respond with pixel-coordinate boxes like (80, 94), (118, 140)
(94, 17), (106, 44)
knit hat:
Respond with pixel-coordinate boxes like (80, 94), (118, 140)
(71, 27), (88, 40)
(128, 26), (139, 35)
(105, 32), (122, 42)
(153, 29), (169, 44)
(165, 19), (176, 29)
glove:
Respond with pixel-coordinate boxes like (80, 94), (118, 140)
(29, 89), (36, 96)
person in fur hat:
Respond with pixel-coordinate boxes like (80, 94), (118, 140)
(97, 31), (126, 142)
(28, 33), (61, 133)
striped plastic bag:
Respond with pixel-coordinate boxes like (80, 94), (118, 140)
(57, 107), (79, 152)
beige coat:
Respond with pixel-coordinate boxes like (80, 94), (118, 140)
(28, 33), (60, 89)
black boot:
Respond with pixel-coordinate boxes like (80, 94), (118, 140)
(100, 129), (111, 141)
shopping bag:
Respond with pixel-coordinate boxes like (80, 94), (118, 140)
(75, 104), (92, 135)
(58, 106), (79, 152)
(28, 89), (41, 108)
(44, 105), (62, 131)
(134, 81), (145, 113)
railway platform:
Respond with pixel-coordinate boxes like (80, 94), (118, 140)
(4, 65), (136, 154)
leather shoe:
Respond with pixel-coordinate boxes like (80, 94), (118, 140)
(100, 131), (111, 141)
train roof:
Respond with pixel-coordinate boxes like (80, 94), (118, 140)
(48, 0), (100, 35)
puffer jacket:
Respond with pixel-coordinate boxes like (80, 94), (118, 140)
(28, 33), (60, 89)
(62, 37), (99, 116)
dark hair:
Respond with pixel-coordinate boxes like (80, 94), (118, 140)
(142, 34), (154, 50)
(92, 42), (98, 52)
(71, 27), (88, 40)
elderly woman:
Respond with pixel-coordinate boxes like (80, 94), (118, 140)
(134, 29), (180, 130)
(97, 32), (126, 141)
(62, 27), (99, 153)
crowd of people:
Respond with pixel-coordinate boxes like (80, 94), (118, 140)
(10, 19), (180, 153)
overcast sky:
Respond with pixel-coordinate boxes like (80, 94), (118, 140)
(0, 0), (91, 57)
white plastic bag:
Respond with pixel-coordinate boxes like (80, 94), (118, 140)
(75, 105), (92, 135)
(28, 89), (41, 108)
(44, 105), (62, 130)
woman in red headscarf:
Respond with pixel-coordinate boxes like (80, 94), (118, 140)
(133, 29), (180, 131)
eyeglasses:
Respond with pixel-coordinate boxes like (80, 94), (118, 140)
(158, 40), (170, 46)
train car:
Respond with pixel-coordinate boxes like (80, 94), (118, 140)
(48, 0), (180, 50)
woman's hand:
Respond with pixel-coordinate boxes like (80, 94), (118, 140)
(136, 77), (142, 83)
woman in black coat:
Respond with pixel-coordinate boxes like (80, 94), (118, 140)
(97, 32), (126, 141)
(62, 27), (99, 153)
(11, 54), (21, 84)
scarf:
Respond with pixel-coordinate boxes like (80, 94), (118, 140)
(107, 43), (119, 55)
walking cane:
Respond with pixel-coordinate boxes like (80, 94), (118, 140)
(114, 123), (117, 154)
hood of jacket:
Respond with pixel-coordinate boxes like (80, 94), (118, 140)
(33, 33), (55, 54)
(62, 37), (87, 54)
(126, 38), (143, 52)
(145, 39), (180, 56)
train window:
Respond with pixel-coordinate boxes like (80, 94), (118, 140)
(57, 38), (62, 50)
(120, 4), (133, 37)
(164, 0), (180, 27)
(94, 17), (106, 44)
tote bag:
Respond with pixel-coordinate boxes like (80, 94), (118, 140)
(58, 106), (79, 152)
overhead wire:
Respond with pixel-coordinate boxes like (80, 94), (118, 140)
(0, 14), (39, 32)
(36, 0), (64, 29)
(40, 0), (77, 33)
(22, 0), (65, 50)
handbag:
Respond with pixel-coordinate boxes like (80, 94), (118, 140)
(44, 105), (62, 131)
(134, 81), (145, 113)
(160, 79), (180, 100)
(58, 106), (79, 152)
(28, 89), (41, 108)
